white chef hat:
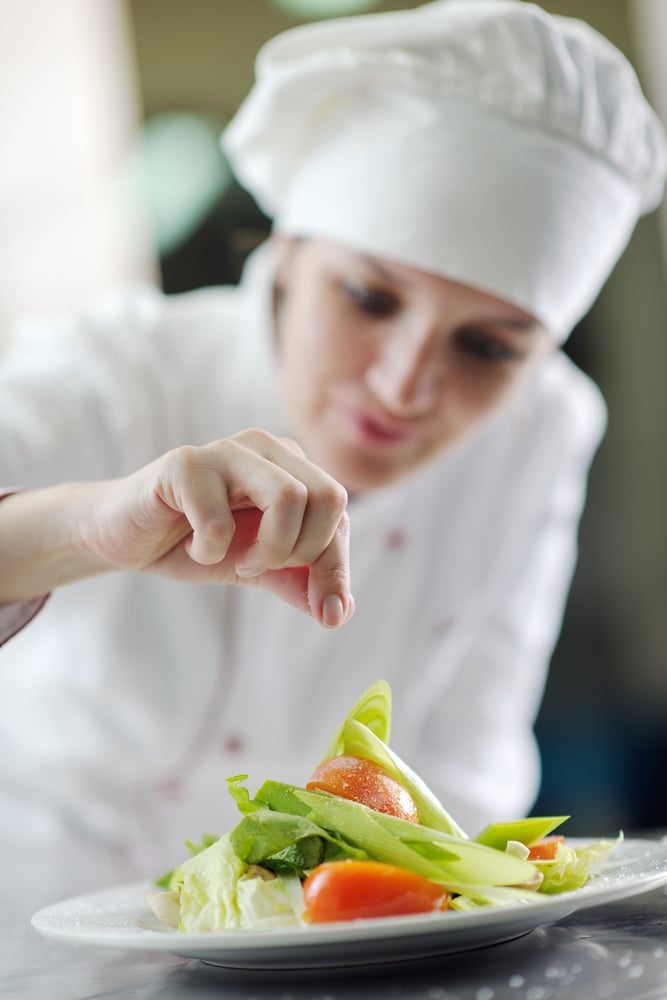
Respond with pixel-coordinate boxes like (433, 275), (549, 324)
(222, 0), (667, 339)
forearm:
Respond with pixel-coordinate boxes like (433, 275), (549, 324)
(0, 432), (354, 627)
(0, 484), (112, 603)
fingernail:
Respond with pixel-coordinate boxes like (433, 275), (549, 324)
(322, 594), (345, 628)
(236, 562), (262, 579)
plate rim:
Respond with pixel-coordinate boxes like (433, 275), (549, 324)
(30, 836), (667, 961)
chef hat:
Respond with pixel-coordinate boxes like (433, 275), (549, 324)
(222, 0), (667, 339)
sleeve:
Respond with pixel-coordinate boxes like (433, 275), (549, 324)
(0, 284), (239, 647)
(0, 596), (49, 648)
(0, 287), (183, 490)
(0, 288), (180, 647)
(0, 492), (49, 647)
(396, 357), (608, 836)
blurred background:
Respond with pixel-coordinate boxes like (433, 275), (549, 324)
(1, 0), (665, 835)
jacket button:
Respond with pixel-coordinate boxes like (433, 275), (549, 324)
(386, 527), (407, 550)
(222, 735), (245, 754)
(155, 776), (184, 799)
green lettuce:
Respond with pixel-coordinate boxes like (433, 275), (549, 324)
(174, 833), (299, 931)
(155, 832), (220, 891)
(535, 836), (622, 895)
(229, 803), (367, 877)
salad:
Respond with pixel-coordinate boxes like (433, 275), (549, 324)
(147, 681), (619, 932)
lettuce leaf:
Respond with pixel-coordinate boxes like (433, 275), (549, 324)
(536, 836), (622, 895)
(229, 803), (367, 877)
(175, 833), (246, 930)
(174, 833), (300, 931)
(155, 832), (220, 890)
(236, 873), (300, 929)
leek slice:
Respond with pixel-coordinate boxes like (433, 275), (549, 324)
(295, 788), (537, 887)
(475, 816), (570, 850)
(331, 717), (468, 838)
(321, 679), (392, 758)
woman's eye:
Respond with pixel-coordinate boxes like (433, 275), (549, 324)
(342, 282), (399, 318)
(455, 328), (523, 363)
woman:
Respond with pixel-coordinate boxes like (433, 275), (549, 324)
(1, 0), (665, 914)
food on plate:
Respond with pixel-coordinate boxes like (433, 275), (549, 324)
(148, 680), (619, 932)
(302, 860), (451, 922)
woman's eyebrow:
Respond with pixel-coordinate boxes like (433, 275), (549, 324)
(357, 253), (411, 286)
(488, 318), (538, 332)
(353, 254), (541, 331)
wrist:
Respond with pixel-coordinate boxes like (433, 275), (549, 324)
(0, 483), (113, 602)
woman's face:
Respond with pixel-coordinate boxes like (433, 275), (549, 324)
(275, 239), (552, 493)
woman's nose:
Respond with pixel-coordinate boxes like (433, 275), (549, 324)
(366, 327), (444, 414)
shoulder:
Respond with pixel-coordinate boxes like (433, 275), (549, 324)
(8, 282), (244, 351)
(88, 284), (245, 357)
(523, 351), (607, 455)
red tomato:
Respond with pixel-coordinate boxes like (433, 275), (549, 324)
(527, 835), (565, 860)
(306, 755), (419, 823)
(303, 860), (451, 923)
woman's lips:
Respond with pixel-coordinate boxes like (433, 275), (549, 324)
(341, 405), (417, 445)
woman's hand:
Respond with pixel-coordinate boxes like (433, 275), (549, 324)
(0, 430), (354, 628)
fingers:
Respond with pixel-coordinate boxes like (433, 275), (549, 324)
(243, 510), (354, 629)
(157, 447), (237, 566)
(219, 429), (349, 578)
(308, 508), (354, 628)
(151, 431), (354, 627)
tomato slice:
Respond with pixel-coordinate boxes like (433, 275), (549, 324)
(527, 835), (565, 860)
(306, 755), (419, 823)
(303, 860), (451, 923)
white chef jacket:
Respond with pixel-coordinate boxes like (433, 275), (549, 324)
(0, 244), (606, 916)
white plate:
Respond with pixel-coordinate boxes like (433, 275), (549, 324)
(31, 837), (667, 970)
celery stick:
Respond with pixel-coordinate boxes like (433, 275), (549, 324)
(475, 816), (570, 850)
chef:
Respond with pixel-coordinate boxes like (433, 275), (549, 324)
(1, 0), (665, 916)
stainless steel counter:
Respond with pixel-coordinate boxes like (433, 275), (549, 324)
(6, 885), (667, 1000)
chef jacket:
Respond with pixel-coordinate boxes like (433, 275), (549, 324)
(0, 244), (606, 915)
